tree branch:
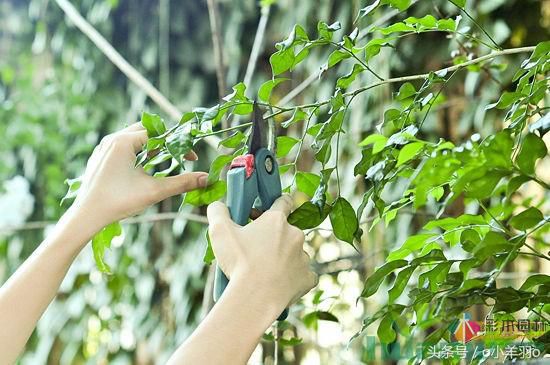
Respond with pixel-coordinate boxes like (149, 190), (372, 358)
(273, 46), (537, 115)
(53, 0), (220, 148)
(54, 0), (179, 121)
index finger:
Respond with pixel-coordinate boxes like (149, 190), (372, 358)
(121, 122), (145, 133)
(269, 194), (294, 217)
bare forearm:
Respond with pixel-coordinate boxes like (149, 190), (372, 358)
(0, 207), (98, 364)
(167, 277), (282, 365)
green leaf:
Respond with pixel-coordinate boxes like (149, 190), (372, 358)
(436, 18), (457, 31)
(519, 274), (550, 291)
(472, 231), (511, 261)
(179, 111), (195, 125)
(460, 228), (481, 252)
(354, 148), (374, 176)
(506, 175), (530, 196)
(143, 151), (171, 171)
(296, 172), (321, 197)
(377, 314), (396, 343)
(201, 104), (225, 125)
(329, 197), (358, 245)
(288, 201), (330, 229)
(423, 214), (486, 230)
(376, 22), (415, 35)
(203, 232), (215, 265)
(315, 311), (339, 322)
(223, 82), (247, 102)
(279, 163), (294, 175)
(388, 266), (416, 303)
(494, 287), (531, 313)
(485, 91), (523, 110)
(141, 112), (167, 137)
(404, 15), (437, 29)
(316, 110), (345, 140)
(363, 37), (396, 61)
(184, 181), (227, 206)
(450, 0), (466, 8)
(317, 21), (341, 41)
(258, 78), (289, 102)
(397, 142), (424, 167)
(382, 0), (411, 11)
(281, 108), (307, 128)
(482, 130), (514, 169)
(362, 260), (408, 297)
(303, 310), (338, 330)
(270, 48), (295, 76)
(278, 337), (303, 347)
(61, 177), (81, 206)
(219, 131), (246, 148)
(387, 233), (436, 261)
(396, 82), (417, 100)
(208, 154), (234, 184)
(418, 262), (452, 291)
(509, 207), (544, 231)
(516, 133), (547, 175)
(276, 24), (309, 50)
(359, 134), (387, 154)
(464, 170), (508, 199)
(92, 222), (122, 274)
(276, 136), (300, 158)
(337, 64), (365, 89)
(359, 0), (381, 18)
(327, 49), (350, 68)
(166, 126), (193, 166)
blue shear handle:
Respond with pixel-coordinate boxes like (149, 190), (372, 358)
(213, 148), (288, 321)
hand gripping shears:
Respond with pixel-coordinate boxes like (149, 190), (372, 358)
(213, 101), (288, 320)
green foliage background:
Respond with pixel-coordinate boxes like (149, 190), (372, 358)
(0, 0), (549, 364)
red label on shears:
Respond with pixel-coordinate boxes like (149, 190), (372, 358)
(230, 154), (255, 178)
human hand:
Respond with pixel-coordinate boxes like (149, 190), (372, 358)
(207, 195), (318, 310)
(72, 123), (207, 229)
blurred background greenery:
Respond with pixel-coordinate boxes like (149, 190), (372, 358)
(0, 0), (548, 364)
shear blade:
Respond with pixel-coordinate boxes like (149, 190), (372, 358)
(248, 101), (275, 155)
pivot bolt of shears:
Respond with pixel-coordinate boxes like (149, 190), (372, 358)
(264, 155), (273, 174)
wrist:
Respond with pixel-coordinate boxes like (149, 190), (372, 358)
(229, 272), (288, 321)
(55, 205), (104, 250)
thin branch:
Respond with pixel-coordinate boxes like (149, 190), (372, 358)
(53, 0), (220, 148)
(330, 41), (384, 81)
(243, 4), (271, 89)
(278, 71), (319, 105)
(0, 212), (208, 234)
(268, 46), (537, 118)
(448, 0), (501, 51)
(346, 46), (536, 101)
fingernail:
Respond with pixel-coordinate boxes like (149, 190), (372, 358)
(198, 174), (208, 188)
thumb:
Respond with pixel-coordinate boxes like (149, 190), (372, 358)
(154, 171), (208, 198)
(207, 201), (232, 227)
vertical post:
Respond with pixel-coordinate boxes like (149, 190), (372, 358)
(206, 0), (227, 128)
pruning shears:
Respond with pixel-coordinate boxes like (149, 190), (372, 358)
(213, 101), (288, 320)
